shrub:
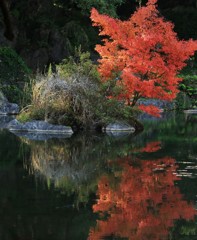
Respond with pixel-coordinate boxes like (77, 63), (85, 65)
(18, 50), (137, 130)
(0, 47), (31, 104)
(57, 47), (100, 81)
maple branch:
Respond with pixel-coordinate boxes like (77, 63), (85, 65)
(131, 91), (141, 106)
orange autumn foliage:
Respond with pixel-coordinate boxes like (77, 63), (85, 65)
(88, 156), (196, 240)
(90, 0), (197, 116)
(139, 141), (161, 152)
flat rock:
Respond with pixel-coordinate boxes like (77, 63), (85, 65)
(8, 119), (73, 135)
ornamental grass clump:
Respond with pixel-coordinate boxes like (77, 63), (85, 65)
(31, 73), (100, 127)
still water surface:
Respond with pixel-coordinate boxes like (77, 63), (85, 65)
(0, 113), (196, 240)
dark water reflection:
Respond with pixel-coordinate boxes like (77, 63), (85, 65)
(0, 112), (196, 240)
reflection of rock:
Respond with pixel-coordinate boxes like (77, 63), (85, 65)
(184, 109), (197, 122)
(184, 109), (197, 114)
(106, 131), (133, 138)
(11, 132), (72, 141)
(104, 121), (135, 137)
(8, 119), (73, 135)
(0, 116), (15, 129)
(0, 91), (19, 115)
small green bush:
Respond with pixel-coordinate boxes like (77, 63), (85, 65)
(0, 47), (31, 104)
(57, 47), (99, 81)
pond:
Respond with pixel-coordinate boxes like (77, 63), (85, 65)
(0, 112), (196, 240)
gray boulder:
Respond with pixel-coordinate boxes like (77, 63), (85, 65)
(0, 91), (19, 115)
(8, 119), (73, 135)
(0, 103), (19, 115)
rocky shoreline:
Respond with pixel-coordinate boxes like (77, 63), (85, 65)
(1, 93), (196, 140)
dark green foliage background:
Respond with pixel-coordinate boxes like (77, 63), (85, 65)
(0, 47), (31, 104)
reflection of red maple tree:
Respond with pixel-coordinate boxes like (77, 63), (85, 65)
(139, 141), (161, 153)
(88, 156), (196, 240)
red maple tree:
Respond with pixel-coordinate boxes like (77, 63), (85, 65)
(91, 0), (197, 116)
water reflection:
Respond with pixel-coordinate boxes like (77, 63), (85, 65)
(23, 134), (137, 204)
(23, 131), (196, 239)
(0, 112), (196, 240)
(88, 144), (196, 240)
